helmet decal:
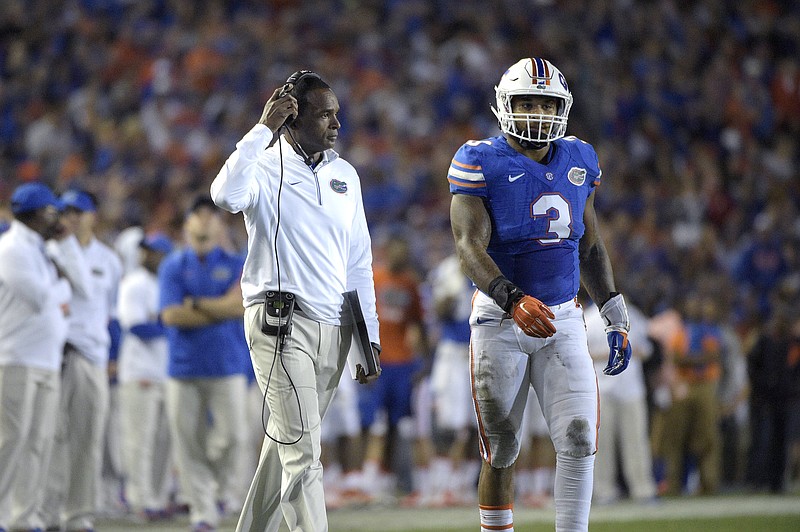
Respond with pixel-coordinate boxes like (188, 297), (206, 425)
(531, 57), (551, 87)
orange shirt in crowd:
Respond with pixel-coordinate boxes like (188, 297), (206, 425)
(372, 264), (423, 365)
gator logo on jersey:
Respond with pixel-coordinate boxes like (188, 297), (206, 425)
(568, 167), (587, 186)
(212, 266), (231, 282)
(330, 179), (347, 194)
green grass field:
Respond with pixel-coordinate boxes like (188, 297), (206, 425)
(324, 494), (800, 532)
(96, 493), (800, 531)
(400, 515), (800, 532)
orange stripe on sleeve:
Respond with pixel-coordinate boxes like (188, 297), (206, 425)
(448, 177), (486, 188)
(451, 159), (482, 171)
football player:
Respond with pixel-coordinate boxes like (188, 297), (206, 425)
(448, 57), (632, 532)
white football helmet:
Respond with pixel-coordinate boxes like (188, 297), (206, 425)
(491, 58), (573, 145)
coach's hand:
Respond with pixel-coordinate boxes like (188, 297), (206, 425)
(259, 88), (298, 132)
(511, 295), (556, 338)
(600, 293), (632, 375)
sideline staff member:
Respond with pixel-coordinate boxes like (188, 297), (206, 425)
(158, 198), (251, 532)
(0, 183), (70, 532)
(211, 70), (381, 532)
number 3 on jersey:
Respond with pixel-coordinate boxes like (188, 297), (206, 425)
(531, 193), (571, 245)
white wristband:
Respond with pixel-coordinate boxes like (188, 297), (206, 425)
(600, 293), (630, 333)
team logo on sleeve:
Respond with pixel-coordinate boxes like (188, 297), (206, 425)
(330, 179), (348, 194)
(568, 167), (587, 186)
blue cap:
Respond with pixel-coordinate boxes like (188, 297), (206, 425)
(140, 233), (173, 254)
(11, 182), (64, 215)
(61, 189), (96, 212)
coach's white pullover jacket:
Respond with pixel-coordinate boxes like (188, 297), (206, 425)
(211, 124), (380, 344)
(0, 220), (71, 371)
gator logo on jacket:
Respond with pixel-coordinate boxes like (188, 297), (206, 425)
(330, 179), (348, 194)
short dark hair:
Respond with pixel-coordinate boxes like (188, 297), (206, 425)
(187, 196), (217, 215)
(293, 75), (331, 119)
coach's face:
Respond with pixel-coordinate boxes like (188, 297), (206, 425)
(290, 88), (340, 157)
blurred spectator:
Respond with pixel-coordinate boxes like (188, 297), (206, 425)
(586, 294), (658, 504)
(43, 189), (123, 532)
(361, 235), (428, 499)
(426, 254), (479, 506)
(734, 213), (789, 315)
(117, 232), (174, 521)
(0, 183), (71, 532)
(99, 301), (126, 519)
(716, 307), (750, 491)
(659, 292), (726, 496)
(745, 306), (800, 493)
(114, 225), (146, 276)
(158, 198), (251, 532)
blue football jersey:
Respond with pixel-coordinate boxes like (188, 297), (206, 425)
(448, 135), (601, 306)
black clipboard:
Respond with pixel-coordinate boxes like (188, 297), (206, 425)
(343, 290), (380, 378)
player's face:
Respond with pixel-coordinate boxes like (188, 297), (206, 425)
(292, 88), (340, 155)
(511, 95), (558, 137)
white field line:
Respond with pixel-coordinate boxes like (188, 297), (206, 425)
(326, 494), (800, 531)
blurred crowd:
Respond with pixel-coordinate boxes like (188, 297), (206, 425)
(1, 0), (799, 523)
(1, 0), (799, 319)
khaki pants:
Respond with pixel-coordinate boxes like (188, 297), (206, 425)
(43, 351), (109, 530)
(0, 365), (60, 530)
(166, 374), (249, 527)
(236, 304), (352, 532)
(661, 380), (720, 495)
(119, 381), (172, 511)
(594, 394), (656, 501)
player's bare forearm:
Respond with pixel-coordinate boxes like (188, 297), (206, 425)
(579, 238), (616, 305)
(450, 194), (502, 292)
(579, 191), (617, 305)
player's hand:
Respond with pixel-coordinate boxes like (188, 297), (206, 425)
(600, 293), (632, 375)
(511, 295), (556, 338)
(603, 330), (631, 375)
(258, 88), (297, 131)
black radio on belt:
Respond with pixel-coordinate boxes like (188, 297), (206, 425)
(262, 291), (295, 336)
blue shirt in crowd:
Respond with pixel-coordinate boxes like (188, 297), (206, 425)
(158, 246), (251, 379)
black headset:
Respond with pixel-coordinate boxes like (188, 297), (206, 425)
(279, 69), (321, 126)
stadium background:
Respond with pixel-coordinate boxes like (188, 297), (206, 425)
(1, 0), (798, 530)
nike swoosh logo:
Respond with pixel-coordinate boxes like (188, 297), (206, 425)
(288, 181), (302, 186)
(476, 316), (496, 325)
(508, 173), (525, 182)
